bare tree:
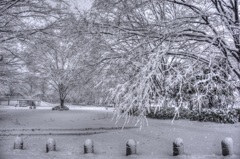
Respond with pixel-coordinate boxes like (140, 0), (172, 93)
(89, 0), (238, 121)
(163, 0), (239, 83)
(26, 14), (92, 109)
(0, 0), (68, 95)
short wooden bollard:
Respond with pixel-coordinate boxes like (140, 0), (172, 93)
(84, 139), (94, 154)
(222, 137), (233, 156)
(46, 138), (56, 153)
(14, 136), (23, 150)
(173, 138), (184, 156)
(126, 139), (137, 156)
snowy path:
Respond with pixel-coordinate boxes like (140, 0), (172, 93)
(0, 127), (136, 136)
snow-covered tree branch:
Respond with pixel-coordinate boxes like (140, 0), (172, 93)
(88, 0), (238, 121)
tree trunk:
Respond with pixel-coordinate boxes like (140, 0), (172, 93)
(209, 96), (213, 109)
(60, 99), (64, 109)
(189, 100), (193, 110)
(198, 103), (202, 115)
(8, 97), (10, 106)
(58, 83), (66, 109)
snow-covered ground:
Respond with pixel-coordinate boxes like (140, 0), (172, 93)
(0, 106), (239, 159)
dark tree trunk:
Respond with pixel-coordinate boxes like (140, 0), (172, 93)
(8, 97), (10, 106)
(189, 100), (193, 110)
(58, 83), (66, 109)
(60, 99), (64, 109)
(209, 96), (213, 109)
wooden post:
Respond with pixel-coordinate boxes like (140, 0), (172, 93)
(126, 139), (137, 156)
(173, 138), (184, 156)
(46, 138), (56, 153)
(14, 136), (23, 150)
(84, 139), (94, 154)
(222, 137), (233, 156)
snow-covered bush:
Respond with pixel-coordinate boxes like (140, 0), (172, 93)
(146, 107), (189, 120)
(52, 105), (69, 111)
(146, 107), (239, 124)
(236, 109), (240, 122)
(189, 109), (238, 123)
(147, 107), (175, 119)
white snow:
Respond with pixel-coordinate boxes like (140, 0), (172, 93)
(126, 139), (136, 147)
(222, 137), (234, 146)
(84, 139), (93, 147)
(173, 138), (183, 146)
(0, 106), (239, 159)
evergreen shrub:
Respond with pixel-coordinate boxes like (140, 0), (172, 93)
(146, 107), (239, 124)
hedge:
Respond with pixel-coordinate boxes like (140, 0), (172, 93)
(146, 107), (240, 124)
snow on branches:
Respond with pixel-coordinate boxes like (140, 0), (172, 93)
(90, 0), (238, 123)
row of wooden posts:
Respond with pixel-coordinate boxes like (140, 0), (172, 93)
(13, 136), (234, 156)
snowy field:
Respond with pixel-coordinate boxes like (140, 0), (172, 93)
(0, 106), (239, 159)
